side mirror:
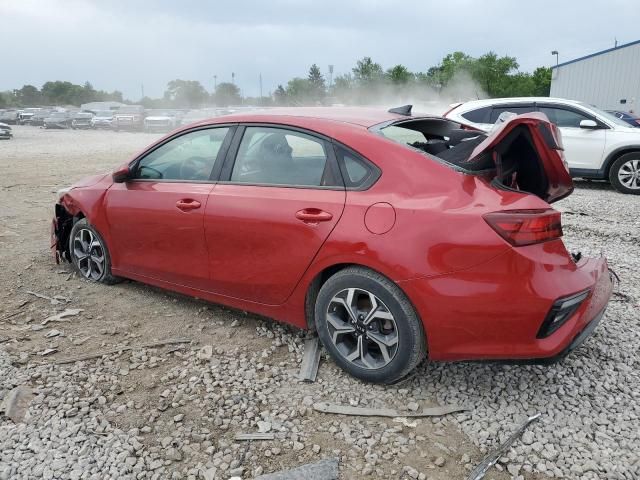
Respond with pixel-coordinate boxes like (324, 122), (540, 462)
(579, 119), (599, 129)
(112, 164), (131, 183)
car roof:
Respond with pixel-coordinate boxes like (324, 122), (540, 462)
(195, 107), (417, 129)
(454, 97), (588, 110)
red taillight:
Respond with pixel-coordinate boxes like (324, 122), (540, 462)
(484, 209), (562, 246)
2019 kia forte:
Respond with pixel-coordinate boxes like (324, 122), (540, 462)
(52, 107), (612, 384)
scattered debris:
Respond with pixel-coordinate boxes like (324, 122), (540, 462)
(72, 335), (93, 346)
(0, 386), (34, 423)
(466, 413), (541, 480)
(0, 300), (30, 321)
(234, 433), (275, 441)
(52, 337), (191, 365)
(41, 308), (83, 325)
(298, 336), (321, 382)
(255, 457), (339, 480)
(257, 420), (272, 433)
(197, 345), (213, 361)
(38, 348), (58, 356)
(45, 329), (62, 338)
(25, 290), (69, 305)
(313, 401), (466, 418)
(200, 467), (217, 480)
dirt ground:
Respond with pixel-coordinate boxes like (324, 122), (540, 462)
(0, 126), (601, 480)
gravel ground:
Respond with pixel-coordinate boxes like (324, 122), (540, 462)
(0, 126), (638, 479)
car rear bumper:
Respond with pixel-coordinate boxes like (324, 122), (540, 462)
(400, 244), (613, 362)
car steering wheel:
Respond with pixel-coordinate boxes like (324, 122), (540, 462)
(179, 156), (210, 180)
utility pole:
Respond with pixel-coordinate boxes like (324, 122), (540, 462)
(141, 83), (144, 100)
(214, 75), (217, 91)
(231, 72), (235, 85)
(328, 65), (334, 89)
(259, 73), (263, 105)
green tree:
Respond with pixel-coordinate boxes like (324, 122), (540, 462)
(331, 74), (354, 104)
(164, 79), (209, 107)
(386, 65), (413, 85)
(213, 82), (241, 107)
(273, 85), (288, 105)
(307, 64), (326, 103)
(531, 67), (551, 96)
(14, 85), (41, 106)
(285, 77), (312, 105)
(352, 57), (384, 85)
(473, 52), (519, 97)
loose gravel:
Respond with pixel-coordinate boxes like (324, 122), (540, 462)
(1, 127), (638, 479)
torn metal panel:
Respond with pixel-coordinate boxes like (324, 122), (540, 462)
(234, 433), (275, 441)
(467, 413), (541, 480)
(313, 401), (466, 417)
(255, 457), (339, 480)
(0, 386), (34, 423)
(299, 336), (321, 382)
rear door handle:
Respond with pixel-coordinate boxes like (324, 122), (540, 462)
(295, 208), (333, 223)
(176, 199), (201, 211)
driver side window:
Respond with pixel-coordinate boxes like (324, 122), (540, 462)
(135, 127), (230, 181)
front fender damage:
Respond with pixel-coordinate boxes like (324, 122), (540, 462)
(51, 203), (74, 264)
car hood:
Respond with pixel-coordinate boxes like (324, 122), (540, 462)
(70, 173), (110, 190)
(45, 117), (69, 122)
(0, 122), (11, 129)
(145, 116), (173, 121)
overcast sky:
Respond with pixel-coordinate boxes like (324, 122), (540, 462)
(1, 0), (639, 100)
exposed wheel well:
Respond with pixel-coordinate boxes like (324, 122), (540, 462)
(304, 263), (355, 330)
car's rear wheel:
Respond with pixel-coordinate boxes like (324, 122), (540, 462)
(69, 219), (120, 284)
(314, 267), (426, 384)
(609, 153), (640, 194)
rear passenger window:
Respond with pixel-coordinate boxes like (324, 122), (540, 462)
(230, 127), (331, 187)
(461, 106), (492, 124)
(489, 105), (535, 123)
(334, 145), (378, 189)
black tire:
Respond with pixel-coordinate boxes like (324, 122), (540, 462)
(314, 267), (426, 384)
(68, 219), (120, 284)
(609, 152), (640, 194)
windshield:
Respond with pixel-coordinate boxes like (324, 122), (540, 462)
(579, 102), (630, 127)
(95, 111), (113, 117)
(118, 106), (142, 113)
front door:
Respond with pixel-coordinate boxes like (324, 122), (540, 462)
(537, 105), (606, 170)
(105, 126), (232, 289)
(204, 126), (346, 305)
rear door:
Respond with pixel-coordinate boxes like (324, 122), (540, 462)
(537, 104), (606, 170)
(204, 125), (346, 305)
(468, 112), (573, 203)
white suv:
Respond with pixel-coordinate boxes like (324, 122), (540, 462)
(445, 97), (640, 194)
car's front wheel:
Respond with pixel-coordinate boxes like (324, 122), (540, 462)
(69, 219), (120, 284)
(314, 267), (426, 384)
(609, 153), (640, 194)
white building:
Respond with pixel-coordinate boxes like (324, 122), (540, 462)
(550, 39), (640, 112)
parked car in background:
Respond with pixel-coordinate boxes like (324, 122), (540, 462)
(445, 97), (640, 194)
(112, 105), (145, 131)
(0, 110), (19, 125)
(90, 110), (114, 129)
(52, 106), (612, 384)
(44, 111), (73, 129)
(607, 110), (640, 127)
(18, 111), (35, 125)
(31, 109), (52, 127)
(71, 112), (94, 130)
(0, 122), (12, 139)
(180, 108), (223, 126)
(143, 110), (179, 132)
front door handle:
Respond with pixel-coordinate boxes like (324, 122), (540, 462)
(176, 199), (201, 211)
(295, 208), (333, 223)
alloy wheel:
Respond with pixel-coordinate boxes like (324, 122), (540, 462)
(618, 159), (640, 190)
(72, 228), (105, 280)
(326, 288), (399, 370)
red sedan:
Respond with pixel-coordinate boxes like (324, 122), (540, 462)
(52, 106), (613, 384)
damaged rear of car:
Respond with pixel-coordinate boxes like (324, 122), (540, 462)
(374, 110), (612, 362)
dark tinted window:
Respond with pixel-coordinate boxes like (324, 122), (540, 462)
(136, 128), (229, 181)
(461, 106), (491, 123)
(489, 105), (535, 123)
(230, 127), (332, 187)
(334, 145), (377, 189)
(538, 107), (591, 128)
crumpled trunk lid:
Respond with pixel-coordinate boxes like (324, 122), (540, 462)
(462, 112), (573, 203)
